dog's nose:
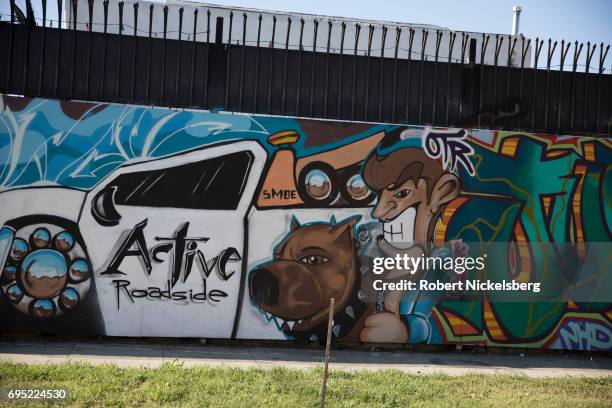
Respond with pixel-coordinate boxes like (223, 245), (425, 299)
(249, 268), (279, 305)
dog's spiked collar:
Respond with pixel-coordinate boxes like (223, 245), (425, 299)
(285, 292), (369, 342)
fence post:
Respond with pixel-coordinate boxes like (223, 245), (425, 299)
(320, 297), (335, 408)
(324, 19), (332, 118)
(570, 41), (583, 132)
(351, 23), (361, 120)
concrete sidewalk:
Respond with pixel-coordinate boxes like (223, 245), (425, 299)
(1, 339), (610, 378)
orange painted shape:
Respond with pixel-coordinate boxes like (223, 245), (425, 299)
(572, 165), (588, 257)
(540, 196), (554, 222)
(583, 142), (596, 162)
(435, 196), (469, 244)
(442, 309), (480, 336)
(257, 149), (304, 207)
(483, 298), (508, 341)
(268, 130), (300, 146)
(500, 137), (519, 157)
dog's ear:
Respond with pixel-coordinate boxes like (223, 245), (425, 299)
(329, 216), (361, 246)
(329, 215), (337, 226)
(290, 215), (301, 232)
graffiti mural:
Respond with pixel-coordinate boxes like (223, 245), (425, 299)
(0, 95), (610, 350)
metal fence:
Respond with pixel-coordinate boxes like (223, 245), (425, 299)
(2, 0), (611, 135)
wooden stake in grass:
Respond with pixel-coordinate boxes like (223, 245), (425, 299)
(320, 297), (335, 408)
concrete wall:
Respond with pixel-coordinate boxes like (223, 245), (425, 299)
(0, 95), (609, 350)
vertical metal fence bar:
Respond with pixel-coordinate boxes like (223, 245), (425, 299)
(378, 26), (387, 122)
(130, 2), (139, 101)
(418, 29), (429, 124)
(145, 4), (153, 104)
(203, 9), (211, 108)
(478, 33), (490, 127)
(43, 0), (48, 28)
(458, 33), (468, 126)
(85, 0), (93, 99)
(350, 23), (360, 120)
(491, 35), (503, 128)
(378, 25), (387, 122)
(323, 20), (332, 118)
(570, 41), (582, 132)
(445, 32), (456, 126)
(54, 0), (64, 97)
(38, 0), (48, 96)
(99, 0), (108, 99)
(517, 38), (530, 129)
(556, 40), (570, 132)
(174, 7), (184, 107)
(596, 43), (610, 132)
(405, 28), (414, 122)
(543, 38), (557, 131)
(583, 43), (594, 131)
(225, 11), (234, 110)
(160, 5), (168, 104)
(69, 0), (78, 96)
(22, 0), (34, 94)
(530, 38), (543, 129)
(267, 15), (276, 113)
(296, 18), (304, 115)
(281, 16), (291, 113)
(189, 8), (198, 106)
(337, 22), (346, 118)
(431, 30), (441, 125)
(6, 0), (15, 93)
(504, 35), (517, 128)
(391, 26), (401, 122)
(309, 19), (319, 116)
(253, 14), (262, 112)
(364, 25), (374, 121)
(115, 1), (124, 100)
(239, 13), (248, 111)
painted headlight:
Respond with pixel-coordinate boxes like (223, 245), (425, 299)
(21, 249), (68, 299)
(345, 174), (369, 201)
(0, 222), (91, 318)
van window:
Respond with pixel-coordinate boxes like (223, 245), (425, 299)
(110, 151), (254, 210)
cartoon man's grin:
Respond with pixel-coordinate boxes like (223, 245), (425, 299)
(382, 206), (417, 249)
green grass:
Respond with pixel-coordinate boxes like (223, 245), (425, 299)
(0, 362), (610, 407)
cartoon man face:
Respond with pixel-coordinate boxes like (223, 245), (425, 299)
(362, 147), (460, 249)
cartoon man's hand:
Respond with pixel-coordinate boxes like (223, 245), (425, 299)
(359, 290), (408, 343)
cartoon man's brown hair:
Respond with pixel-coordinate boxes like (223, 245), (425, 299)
(362, 148), (447, 202)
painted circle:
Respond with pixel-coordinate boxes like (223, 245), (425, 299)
(304, 169), (332, 200)
(297, 163), (339, 206)
(20, 249), (68, 299)
(32, 228), (51, 248)
(54, 231), (75, 252)
(6, 284), (23, 303)
(69, 259), (90, 282)
(59, 287), (80, 310)
(345, 174), (370, 201)
(1, 264), (17, 284)
(10, 238), (28, 261)
(30, 299), (56, 318)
